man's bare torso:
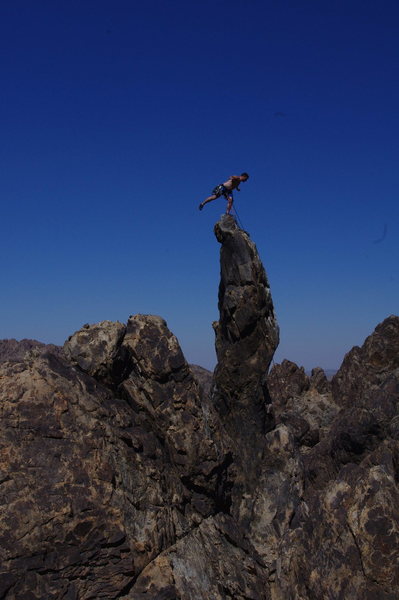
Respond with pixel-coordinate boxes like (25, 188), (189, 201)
(222, 176), (241, 191)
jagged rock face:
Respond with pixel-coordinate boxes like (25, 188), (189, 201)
(310, 366), (330, 393)
(0, 321), (257, 599)
(267, 360), (337, 447)
(270, 319), (399, 600)
(302, 320), (399, 494)
(0, 338), (61, 362)
(119, 315), (233, 505)
(211, 216), (280, 530)
(63, 314), (234, 509)
(189, 364), (213, 397)
(132, 514), (270, 600)
(0, 347), (143, 598)
(247, 424), (304, 567)
(277, 441), (399, 600)
(332, 315), (399, 407)
(63, 320), (128, 386)
(213, 214), (279, 442)
(267, 359), (310, 404)
(1, 217), (398, 600)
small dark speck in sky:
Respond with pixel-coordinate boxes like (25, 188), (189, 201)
(373, 223), (388, 244)
(274, 112), (287, 118)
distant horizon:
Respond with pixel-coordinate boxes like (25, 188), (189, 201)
(3, 310), (391, 375)
(0, 330), (343, 373)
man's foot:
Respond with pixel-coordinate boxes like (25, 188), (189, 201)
(199, 203), (204, 211)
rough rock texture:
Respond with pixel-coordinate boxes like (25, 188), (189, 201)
(0, 320), (247, 599)
(0, 338), (61, 362)
(189, 364), (213, 397)
(213, 215), (279, 443)
(267, 359), (310, 405)
(310, 366), (330, 393)
(331, 315), (399, 407)
(269, 317), (399, 600)
(118, 315), (232, 505)
(0, 216), (398, 600)
(267, 360), (337, 448)
(64, 320), (128, 387)
(211, 215), (280, 530)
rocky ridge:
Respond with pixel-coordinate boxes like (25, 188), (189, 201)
(0, 214), (398, 599)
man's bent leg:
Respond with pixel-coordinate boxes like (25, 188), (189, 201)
(199, 194), (217, 210)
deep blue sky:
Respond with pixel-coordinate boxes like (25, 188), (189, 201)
(1, 1), (398, 370)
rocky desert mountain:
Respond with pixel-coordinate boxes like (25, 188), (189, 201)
(0, 214), (398, 599)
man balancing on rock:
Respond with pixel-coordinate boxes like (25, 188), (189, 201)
(199, 173), (249, 214)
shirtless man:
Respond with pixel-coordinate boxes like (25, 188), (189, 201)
(199, 173), (249, 214)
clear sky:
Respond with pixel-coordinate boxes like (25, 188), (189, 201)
(1, 0), (398, 371)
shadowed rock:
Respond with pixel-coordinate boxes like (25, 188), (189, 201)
(267, 359), (310, 405)
(212, 214), (279, 443)
(310, 366), (330, 393)
(267, 360), (337, 447)
(119, 315), (233, 504)
(0, 338), (61, 362)
(190, 364), (213, 397)
(211, 215), (282, 538)
(0, 325), (243, 599)
(64, 320), (128, 387)
(272, 319), (399, 600)
(332, 315), (399, 407)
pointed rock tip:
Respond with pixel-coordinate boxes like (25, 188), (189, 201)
(214, 214), (239, 242)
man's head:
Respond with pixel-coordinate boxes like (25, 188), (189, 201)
(240, 172), (249, 181)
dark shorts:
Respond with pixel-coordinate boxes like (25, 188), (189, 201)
(212, 184), (232, 199)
